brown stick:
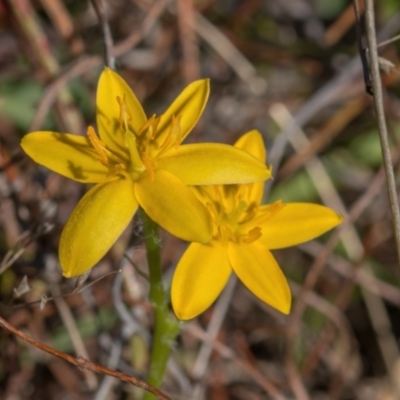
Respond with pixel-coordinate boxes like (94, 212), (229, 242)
(29, 0), (169, 131)
(0, 315), (172, 400)
(90, 0), (115, 69)
(364, 0), (400, 267)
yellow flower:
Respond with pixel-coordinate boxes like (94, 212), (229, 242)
(21, 69), (271, 277)
(171, 130), (343, 320)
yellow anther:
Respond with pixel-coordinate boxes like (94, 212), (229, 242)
(139, 114), (160, 140)
(260, 201), (285, 223)
(108, 163), (127, 178)
(159, 114), (182, 150)
(117, 94), (132, 133)
(141, 152), (156, 181)
(87, 126), (109, 165)
(242, 227), (262, 244)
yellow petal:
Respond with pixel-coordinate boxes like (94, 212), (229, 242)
(156, 79), (209, 143)
(258, 203), (343, 249)
(171, 241), (232, 320)
(96, 68), (147, 155)
(228, 241), (291, 314)
(134, 169), (212, 243)
(21, 132), (109, 182)
(60, 178), (138, 277)
(234, 130), (266, 163)
(234, 130), (267, 205)
(158, 143), (272, 185)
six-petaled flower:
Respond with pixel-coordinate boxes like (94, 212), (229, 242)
(171, 130), (343, 320)
(21, 69), (271, 277)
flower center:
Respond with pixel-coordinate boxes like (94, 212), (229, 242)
(197, 185), (284, 246)
(116, 94), (183, 181)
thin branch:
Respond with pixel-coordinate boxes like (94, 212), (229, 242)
(30, 0), (169, 131)
(288, 160), (396, 327)
(266, 11), (400, 191)
(191, 276), (237, 400)
(7, 270), (120, 310)
(0, 314), (172, 400)
(176, 0), (200, 82)
(378, 33), (400, 47)
(50, 280), (98, 390)
(0, 223), (54, 275)
(364, 0), (400, 268)
(353, 0), (372, 94)
(186, 323), (286, 400)
(193, 12), (260, 86)
(90, 0), (115, 69)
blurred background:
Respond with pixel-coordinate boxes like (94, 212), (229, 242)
(1, 0), (400, 399)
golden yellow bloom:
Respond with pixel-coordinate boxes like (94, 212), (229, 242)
(21, 69), (271, 277)
(171, 130), (343, 320)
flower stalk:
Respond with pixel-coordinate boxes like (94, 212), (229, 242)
(141, 210), (180, 400)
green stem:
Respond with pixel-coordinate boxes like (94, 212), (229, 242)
(141, 210), (180, 400)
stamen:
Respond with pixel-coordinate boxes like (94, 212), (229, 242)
(254, 200), (285, 225)
(218, 222), (237, 246)
(242, 227), (262, 244)
(159, 114), (182, 150)
(141, 152), (156, 181)
(109, 163), (127, 177)
(87, 126), (108, 165)
(218, 225), (229, 246)
(124, 131), (145, 177)
(138, 114), (160, 141)
(149, 115), (161, 140)
(117, 94), (133, 133)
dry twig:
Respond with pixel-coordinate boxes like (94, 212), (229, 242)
(363, 0), (400, 267)
(0, 314), (172, 400)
